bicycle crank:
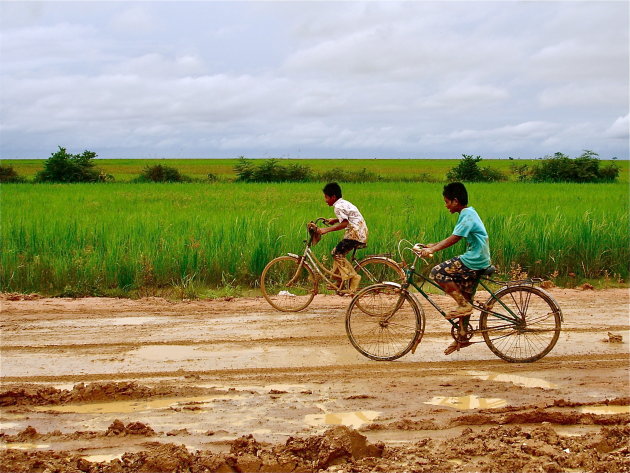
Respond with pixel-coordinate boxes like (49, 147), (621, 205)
(451, 320), (473, 343)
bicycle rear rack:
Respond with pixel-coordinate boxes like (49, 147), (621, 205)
(485, 277), (545, 287)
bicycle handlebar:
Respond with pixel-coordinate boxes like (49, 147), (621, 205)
(311, 217), (332, 227)
(412, 243), (433, 258)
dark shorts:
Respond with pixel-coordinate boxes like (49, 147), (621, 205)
(430, 257), (483, 301)
(332, 239), (365, 257)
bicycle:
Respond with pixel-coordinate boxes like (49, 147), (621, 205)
(260, 218), (405, 312)
(345, 241), (563, 363)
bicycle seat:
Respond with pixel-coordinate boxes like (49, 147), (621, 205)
(481, 265), (497, 276)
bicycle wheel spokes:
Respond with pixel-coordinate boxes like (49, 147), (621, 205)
(346, 285), (423, 361)
(480, 286), (561, 363)
(260, 256), (316, 312)
(356, 257), (405, 290)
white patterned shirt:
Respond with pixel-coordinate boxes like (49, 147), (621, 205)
(333, 198), (368, 243)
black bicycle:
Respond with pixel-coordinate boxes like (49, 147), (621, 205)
(345, 241), (563, 363)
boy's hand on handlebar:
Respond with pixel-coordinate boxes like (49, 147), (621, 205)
(413, 243), (434, 258)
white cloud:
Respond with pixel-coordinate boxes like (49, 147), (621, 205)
(605, 115), (630, 140)
(539, 83), (627, 108)
(110, 6), (157, 33)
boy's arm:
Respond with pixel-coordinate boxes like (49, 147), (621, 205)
(320, 219), (348, 235)
(420, 234), (462, 256)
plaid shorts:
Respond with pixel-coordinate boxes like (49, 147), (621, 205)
(332, 239), (364, 257)
(430, 257), (483, 301)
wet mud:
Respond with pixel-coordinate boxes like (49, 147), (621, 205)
(1, 289), (629, 472)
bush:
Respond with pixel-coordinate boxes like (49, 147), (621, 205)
(234, 158), (315, 182)
(136, 164), (190, 182)
(0, 165), (26, 183)
(529, 150), (619, 183)
(447, 154), (506, 182)
(319, 167), (380, 183)
(35, 146), (112, 183)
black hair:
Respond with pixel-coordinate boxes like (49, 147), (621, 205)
(323, 182), (342, 198)
(443, 182), (468, 206)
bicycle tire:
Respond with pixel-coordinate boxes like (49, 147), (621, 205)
(479, 285), (562, 363)
(260, 256), (317, 312)
(355, 257), (406, 290)
(346, 284), (424, 361)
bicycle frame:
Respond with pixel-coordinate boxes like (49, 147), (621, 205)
(397, 255), (524, 330)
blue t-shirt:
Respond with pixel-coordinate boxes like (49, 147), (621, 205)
(452, 207), (491, 270)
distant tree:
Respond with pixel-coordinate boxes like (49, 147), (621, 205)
(0, 165), (26, 183)
(446, 155), (506, 182)
(35, 146), (112, 183)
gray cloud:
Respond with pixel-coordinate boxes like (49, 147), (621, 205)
(0, 1), (627, 159)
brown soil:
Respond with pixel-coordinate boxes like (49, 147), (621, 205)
(1, 289), (629, 472)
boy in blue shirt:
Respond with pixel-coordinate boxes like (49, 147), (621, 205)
(416, 182), (491, 354)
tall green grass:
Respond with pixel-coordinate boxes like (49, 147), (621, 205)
(1, 181), (627, 295)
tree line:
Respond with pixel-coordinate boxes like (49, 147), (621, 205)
(0, 147), (621, 184)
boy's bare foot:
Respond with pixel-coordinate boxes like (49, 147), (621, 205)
(445, 302), (473, 319)
(444, 340), (472, 355)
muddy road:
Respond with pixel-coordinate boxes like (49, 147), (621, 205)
(1, 288), (629, 472)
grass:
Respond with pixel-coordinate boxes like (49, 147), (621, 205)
(1, 180), (627, 297)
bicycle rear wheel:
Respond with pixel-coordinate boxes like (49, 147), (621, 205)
(355, 257), (405, 290)
(346, 284), (424, 361)
(260, 256), (317, 312)
(479, 286), (562, 363)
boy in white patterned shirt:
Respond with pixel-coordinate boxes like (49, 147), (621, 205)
(317, 182), (368, 294)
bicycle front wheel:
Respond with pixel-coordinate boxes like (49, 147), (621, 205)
(346, 284), (424, 361)
(260, 256), (317, 312)
(355, 257), (405, 291)
(479, 286), (562, 363)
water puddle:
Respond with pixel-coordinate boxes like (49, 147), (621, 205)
(198, 383), (309, 394)
(1, 443), (50, 450)
(465, 370), (557, 389)
(82, 453), (123, 463)
(0, 422), (20, 429)
(424, 395), (507, 410)
(580, 405), (630, 415)
(304, 410), (380, 429)
(131, 345), (203, 361)
(33, 393), (245, 414)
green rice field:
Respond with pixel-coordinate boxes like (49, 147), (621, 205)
(1, 171), (628, 296)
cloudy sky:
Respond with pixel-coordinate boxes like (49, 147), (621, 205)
(1, 1), (628, 160)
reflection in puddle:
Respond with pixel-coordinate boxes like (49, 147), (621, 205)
(1, 443), (50, 450)
(33, 393), (245, 414)
(0, 422), (19, 429)
(304, 411), (380, 428)
(424, 395), (507, 410)
(465, 371), (557, 389)
(82, 453), (123, 463)
(580, 405), (630, 415)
